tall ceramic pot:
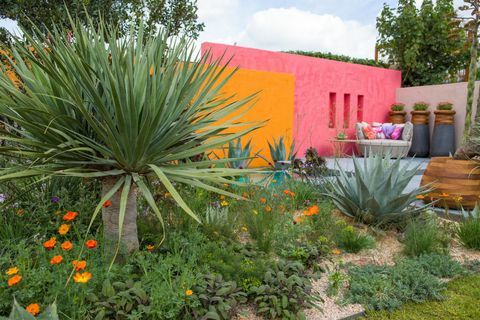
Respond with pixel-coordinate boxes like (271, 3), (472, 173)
(389, 111), (406, 124)
(430, 110), (456, 157)
(408, 110), (430, 157)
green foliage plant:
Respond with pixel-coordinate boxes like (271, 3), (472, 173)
(390, 103), (405, 111)
(376, 0), (468, 87)
(326, 154), (431, 228)
(0, 299), (58, 320)
(87, 279), (150, 319)
(365, 274), (480, 319)
(286, 50), (389, 68)
(335, 225), (376, 253)
(345, 255), (461, 310)
(402, 217), (450, 257)
(458, 205), (480, 250)
(437, 101), (454, 110)
(0, 16), (260, 258)
(191, 274), (247, 320)
(251, 261), (321, 319)
(413, 102), (429, 111)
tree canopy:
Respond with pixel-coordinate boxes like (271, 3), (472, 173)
(0, 0), (204, 42)
(377, 0), (469, 87)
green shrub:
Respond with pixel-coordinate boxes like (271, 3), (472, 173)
(390, 103), (405, 111)
(191, 274), (247, 320)
(458, 206), (480, 250)
(278, 242), (321, 268)
(413, 102), (429, 111)
(326, 154), (430, 228)
(335, 225), (376, 253)
(87, 279), (150, 319)
(202, 206), (238, 240)
(402, 218), (450, 257)
(344, 254), (464, 311)
(251, 261), (321, 319)
(437, 102), (453, 110)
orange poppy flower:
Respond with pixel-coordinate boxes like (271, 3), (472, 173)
(63, 211), (78, 222)
(332, 249), (342, 255)
(50, 255), (63, 265)
(58, 224), (70, 235)
(146, 245), (155, 251)
(259, 197), (267, 204)
(73, 271), (92, 283)
(102, 200), (112, 208)
(26, 303), (40, 316)
(439, 193), (449, 198)
(7, 274), (22, 286)
(415, 195), (425, 200)
(185, 289), (193, 296)
(5, 267), (19, 275)
(308, 205), (319, 215)
(43, 237), (57, 250)
(72, 260), (87, 271)
(283, 190), (295, 197)
(149, 66), (154, 76)
(264, 205), (272, 212)
(85, 239), (98, 249)
(61, 241), (73, 251)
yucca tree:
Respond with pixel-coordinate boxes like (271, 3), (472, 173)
(0, 18), (259, 259)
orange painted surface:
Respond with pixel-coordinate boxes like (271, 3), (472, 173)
(214, 67), (295, 167)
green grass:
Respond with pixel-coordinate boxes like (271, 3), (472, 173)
(365, 274), (480, 319)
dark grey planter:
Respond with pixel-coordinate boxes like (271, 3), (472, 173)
(430, 124), (455, 157)
(409, 124), (430, 157)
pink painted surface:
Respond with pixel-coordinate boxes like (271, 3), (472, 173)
(202, 43), (402, 156)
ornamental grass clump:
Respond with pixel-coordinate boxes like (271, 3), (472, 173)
(0, 16), (260, 260)
(458, 205), (480, 250)
(326, 154), (431, 228)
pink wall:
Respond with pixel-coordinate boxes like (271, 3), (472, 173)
(202, 42), (402, 156)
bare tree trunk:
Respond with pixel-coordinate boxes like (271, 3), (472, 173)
(101, 176), (139, 262)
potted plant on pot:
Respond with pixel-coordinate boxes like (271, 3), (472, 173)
(409, 102), (431, 157)
(389, 103), (406, 124)
(421, 0), (480, 209)
(429, 102), (456, 157)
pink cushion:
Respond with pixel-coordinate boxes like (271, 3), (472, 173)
(373, 126), (386, 139)
(391, 126), (404, 140)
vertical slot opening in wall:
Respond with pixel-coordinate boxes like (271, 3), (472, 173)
(343, 94), (351, 128)
(329, 92), (336, 128)
(357, 95), (364, 122)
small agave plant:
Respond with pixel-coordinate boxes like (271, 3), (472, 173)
(227, 138), (255, 169)
(326, 154), (432, 227)
(267, 136), (295, 170)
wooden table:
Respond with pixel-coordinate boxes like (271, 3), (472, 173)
(329, 139), (358, 157)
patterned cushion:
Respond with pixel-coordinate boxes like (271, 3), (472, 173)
(362, 125), (377, 140)
(391, 126), (404, 140)
(401, 122), (413, 141)
(382, 124), (396, 139)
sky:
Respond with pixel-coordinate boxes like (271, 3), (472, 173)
(0, 0), (467, 59)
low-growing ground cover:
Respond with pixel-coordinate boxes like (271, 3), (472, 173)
(365, 274), (480, 319)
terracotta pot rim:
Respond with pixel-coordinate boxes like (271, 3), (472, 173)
(411, 110), (430, 114)
(390, 110), (406, 115)
(434, 109), (456, 115)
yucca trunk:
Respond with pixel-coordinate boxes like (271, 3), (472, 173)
(101, 176), (139, 260)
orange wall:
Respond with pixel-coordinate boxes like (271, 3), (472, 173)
(217, 67), (295, 167)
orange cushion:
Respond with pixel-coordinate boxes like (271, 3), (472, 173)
(362, 125), (376, 140)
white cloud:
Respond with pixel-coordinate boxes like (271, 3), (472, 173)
(197, 0), (240, 20)
(233, 7), (377, 58)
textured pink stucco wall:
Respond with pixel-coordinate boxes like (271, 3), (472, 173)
(201, 43), (402, 156)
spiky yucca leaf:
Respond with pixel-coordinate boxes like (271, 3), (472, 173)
(0, 17), (261, 253)
(326, 154), (432, 227)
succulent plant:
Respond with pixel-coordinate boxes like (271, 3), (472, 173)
(437, 102), (453, 110)
(227, 138), (255, 169)
(326, 154), (432, 227)
(390, 103), (405, 111)
(413, 102), (429, 111)
(267, 137), (296, 163)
